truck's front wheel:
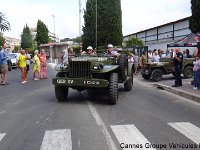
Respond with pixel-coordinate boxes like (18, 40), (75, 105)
(55, 86), (69, 102)
(109, 73), (118, 105)
(55, 72), (68, 102)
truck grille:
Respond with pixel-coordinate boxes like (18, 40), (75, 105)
(69, 61), (91, 78)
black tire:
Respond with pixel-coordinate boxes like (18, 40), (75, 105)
(55, 86), (69, 102)
(142, 74), (151, 80)
(109, 73), (118, 105)
(124, 70), (133, 91)
(151, 69), (163, 82)
(56, 72), (66, 77)
(8, 60), (12, 71)
(55, 72), (69, 102)
(183, 66), (193, 78)
(117, 54), (128, 81)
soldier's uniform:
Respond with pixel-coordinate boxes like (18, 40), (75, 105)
(173, 52), (183, 87)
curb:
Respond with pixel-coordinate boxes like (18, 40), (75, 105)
(150, 83), (200, 103)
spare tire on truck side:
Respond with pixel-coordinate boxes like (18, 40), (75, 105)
(117, 54), (128, 81)
(124, 69), (133, 91)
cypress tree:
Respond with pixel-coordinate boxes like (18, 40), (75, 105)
(189, 0), (200, 33)
(35, 20), (49, 47)
(83, 0), (123, 50)
(189, 0), (200, 54)
(21, 24), (33, 49)
(82, 0), (96, 50)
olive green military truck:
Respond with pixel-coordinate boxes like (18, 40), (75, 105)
(52, 53), (134, 104)
(141, 57), (194, 82)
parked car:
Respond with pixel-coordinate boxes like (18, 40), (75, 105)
(8, 53), (18, 68)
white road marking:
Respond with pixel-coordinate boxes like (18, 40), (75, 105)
(111, 124), (157, 150)
(168, 122), (200, 144)
(0, 133), (6, 142)
(87, 101), (118, 150)
(40, 129), (72, 150)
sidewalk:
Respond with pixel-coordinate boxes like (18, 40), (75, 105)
(135, 74), (200, 103)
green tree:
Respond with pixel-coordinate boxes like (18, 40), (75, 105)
(82, 0), (96, 50)
(125, 37), (144, 47)
(35, 20), (49, 46)
(189, 0), (200, 33)
(0, 34), (5, 47)
(21, 24), (33, 49)
(14, 45), (20, 52)
(189, 0), (200, 54)
(83, 0), (123, 50)
(0, 12), (11, 32)
(73, 36), (82, 43)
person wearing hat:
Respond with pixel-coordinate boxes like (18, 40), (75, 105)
(86, 46), (94, 55)
(106, 44), (119, 56)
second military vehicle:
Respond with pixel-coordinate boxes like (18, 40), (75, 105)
(141, 57), (194, 82)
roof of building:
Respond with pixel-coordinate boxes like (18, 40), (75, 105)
(39, 42), (69, 47)
(124, 16), (190, 38)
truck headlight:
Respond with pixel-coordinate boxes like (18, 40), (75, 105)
(145, 70), (149, 74)
(94, 64), (104, 70)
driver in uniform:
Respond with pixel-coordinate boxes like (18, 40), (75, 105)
(172, 48), (183, 87)
(105, 44), (119, 57)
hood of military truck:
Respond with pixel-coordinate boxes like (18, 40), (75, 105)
(70, 56), (112, 62)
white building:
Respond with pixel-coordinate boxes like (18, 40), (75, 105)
(30, 27), (59, 42)
(123, 17), (192, 51)
(5, 37), (21, 52)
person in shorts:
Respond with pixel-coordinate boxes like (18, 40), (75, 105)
(18, 49), (28, 84)
(0, 44), (9, 85)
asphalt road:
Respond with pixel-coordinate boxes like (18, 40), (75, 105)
(0, 66), (200, 150)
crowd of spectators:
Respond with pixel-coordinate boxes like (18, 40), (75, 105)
(0, 44), (48, 85)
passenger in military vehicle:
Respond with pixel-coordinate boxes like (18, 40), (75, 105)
(186, 49), (192, 58)
(140, 51), (147, 69)
(86, 46), (94, 55)
(105, 44), (119, 57)
(68, 47), (75, 59)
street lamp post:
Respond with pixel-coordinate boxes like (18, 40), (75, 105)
(95, 0), (97, 50)
(52, 15), (55, 42)
(50, 15), (55, 64)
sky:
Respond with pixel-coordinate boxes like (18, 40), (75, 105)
(0, 0), (191, 40)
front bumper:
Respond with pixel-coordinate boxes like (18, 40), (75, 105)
(52, 77), (109, 88)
